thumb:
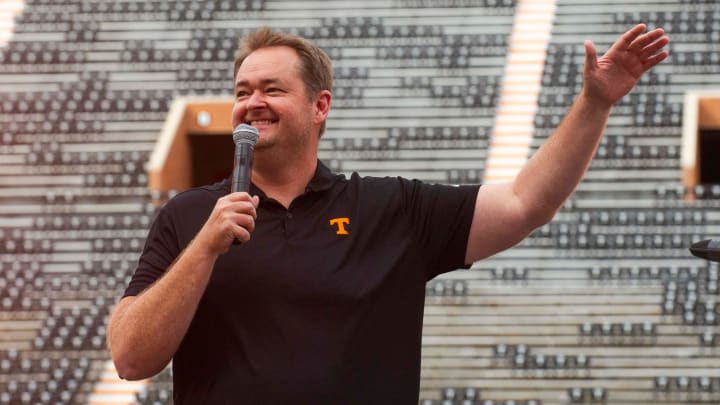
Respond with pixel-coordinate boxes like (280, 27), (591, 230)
(584, 40), (598, 73)
(251, 195), (260, 208)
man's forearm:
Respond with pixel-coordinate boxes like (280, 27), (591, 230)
(513, 90), (611, 224)
(107, 240), (218, 380)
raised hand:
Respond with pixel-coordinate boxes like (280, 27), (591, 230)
(583, 23), (669, 109)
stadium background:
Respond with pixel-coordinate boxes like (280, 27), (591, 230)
(0, 0), (719, 404)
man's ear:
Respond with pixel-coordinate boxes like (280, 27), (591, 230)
(313, 90), (332, 125)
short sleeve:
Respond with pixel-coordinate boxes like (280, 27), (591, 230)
(123, 206), (181, 297)
(403, 180), (480, 280)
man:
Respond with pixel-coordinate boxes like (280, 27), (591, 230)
(108, 25), (668, 403)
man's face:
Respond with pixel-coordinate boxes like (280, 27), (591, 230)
(232, 46), (318, 152)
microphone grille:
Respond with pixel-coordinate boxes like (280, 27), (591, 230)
(232, 124), (259, 145)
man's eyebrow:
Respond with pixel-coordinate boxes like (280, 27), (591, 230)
(235, 78), (284, 89)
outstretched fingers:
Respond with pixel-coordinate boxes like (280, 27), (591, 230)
(639, 35), (670, 59)
(642, 50), (669, 71)
(627, 27), (665, 53)
(614, 24), (670, 74)
(616, 23), (648, 50)
(637, 30), (670, 72)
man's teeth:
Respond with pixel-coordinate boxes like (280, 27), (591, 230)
(250, 120), (274, 126)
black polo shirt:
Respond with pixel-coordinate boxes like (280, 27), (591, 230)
(124, 160), (479, 404)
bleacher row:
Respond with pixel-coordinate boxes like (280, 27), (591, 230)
(0, 0), (718, 404)
(434, 1), (718, 403)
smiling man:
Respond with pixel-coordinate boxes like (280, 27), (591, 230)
(107, 26), (668, 404)
(232, 40), (331, 209)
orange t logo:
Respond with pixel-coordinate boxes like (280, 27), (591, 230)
(329, 217), (350, 235)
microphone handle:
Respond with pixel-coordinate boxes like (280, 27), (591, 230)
(230, 143), (254, 246)
(231, 143), (254, 193)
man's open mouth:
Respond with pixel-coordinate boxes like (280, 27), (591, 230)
(246, 119), (277, 126)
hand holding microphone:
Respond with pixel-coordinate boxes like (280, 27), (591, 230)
(195, 124), (260, 255)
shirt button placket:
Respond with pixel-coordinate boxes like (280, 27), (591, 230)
(283, 210), (293, 238)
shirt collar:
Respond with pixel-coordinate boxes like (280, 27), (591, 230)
(246, 160), (341, 198)
(306, 160), (342, 192)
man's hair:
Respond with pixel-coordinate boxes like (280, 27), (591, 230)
(234, 27), (333, 136)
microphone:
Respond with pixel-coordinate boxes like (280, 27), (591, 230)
(231, 124), (259, 193)
(689, 238), (720, 262)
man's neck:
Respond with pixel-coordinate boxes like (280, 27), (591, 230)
(251, 153), (317, 209)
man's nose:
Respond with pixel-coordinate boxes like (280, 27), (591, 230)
(246, 90), (266, 109)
